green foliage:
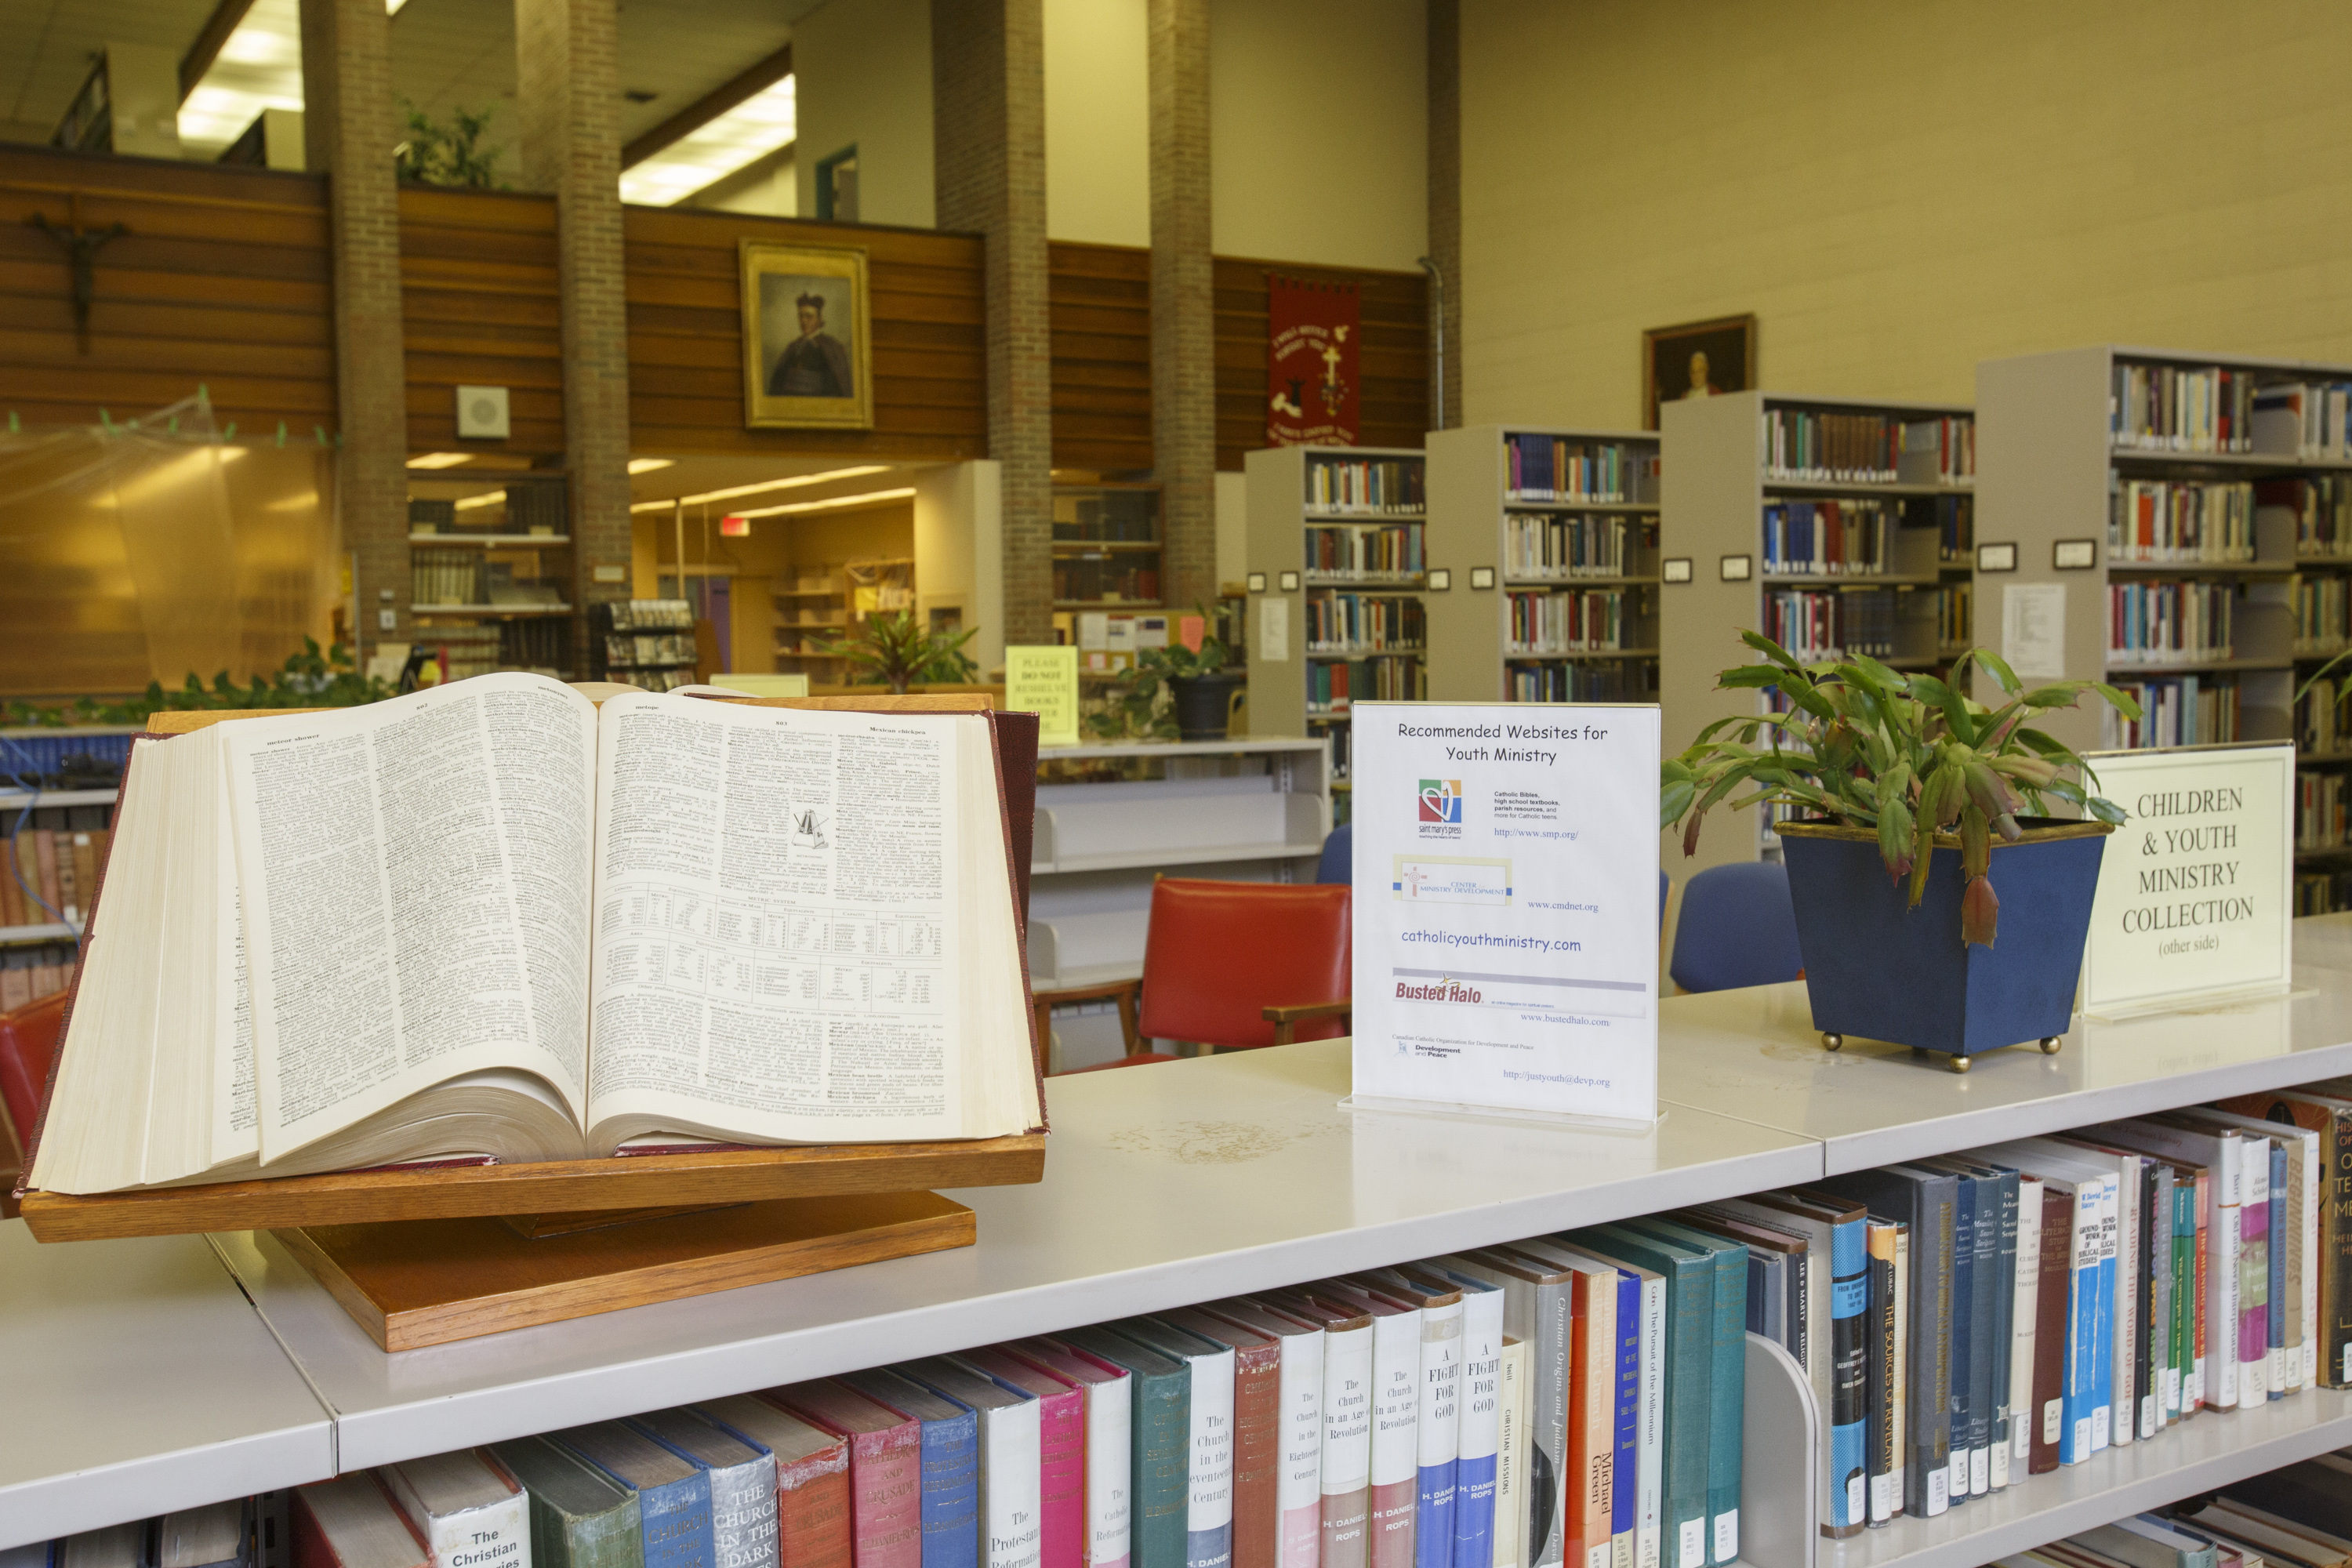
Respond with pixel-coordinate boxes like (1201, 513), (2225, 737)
(394, 103), (504, 189)
(1660, 635), (2142, 945)
(1082, 615), (1232, 742)
(5, 640), (393, 728)
(818, 611), (981, 693)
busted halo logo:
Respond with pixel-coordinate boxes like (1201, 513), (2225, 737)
(1396, 976), (1482, 1003)
(1417, 779), (1463, 822)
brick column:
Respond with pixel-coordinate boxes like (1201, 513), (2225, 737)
(935, 0), (1053, 648)
(1426, 0), (1461, 430)
(299, 0), (407, 669)
(1149, 0), (1214, 609)
(515, 0), (633, 666)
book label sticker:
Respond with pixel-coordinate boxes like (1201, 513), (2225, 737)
(1710, 1514), (1736, 1566)
(1925, 1468), (1947, 1518)
(1005, 645), (1081, 748)
(1989, 1441), (2007, 1492)
(1867, 1474), (1893, 1523)
(2078, 742), (2294, 1017)
(1676, 1519), (1702, 1568)
(1345, 700), (1660, 1129)
(1968, 1448), (1987, 1496)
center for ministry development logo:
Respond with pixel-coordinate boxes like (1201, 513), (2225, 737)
(1417, 779), (1463, 823)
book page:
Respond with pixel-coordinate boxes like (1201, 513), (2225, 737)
(583, 692), (989, 1145)
(221, 673), (598, 1161)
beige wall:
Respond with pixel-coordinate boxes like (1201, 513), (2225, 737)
(1208, 0), (1428, 270)
(1044, 0), (1149, 246)
(794, 0), (935, 227)
(1461, 0), (2352, 428)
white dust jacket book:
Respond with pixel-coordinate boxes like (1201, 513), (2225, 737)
(1345, 702), (1658, 1128)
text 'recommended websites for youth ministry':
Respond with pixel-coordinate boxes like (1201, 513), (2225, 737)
(1347, 700), (1660, 1128)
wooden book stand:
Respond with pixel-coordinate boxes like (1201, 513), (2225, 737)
(16, 694), (1047, 1350)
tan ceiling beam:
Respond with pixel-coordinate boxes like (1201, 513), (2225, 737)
(621, 42), (793, 169)
(179, 0), (260, 103)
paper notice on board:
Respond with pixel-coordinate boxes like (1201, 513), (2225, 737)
(1258, 597), (1290, 662)
(1347, 700), (1659, 1127)
(2002, 583), (2067, 680)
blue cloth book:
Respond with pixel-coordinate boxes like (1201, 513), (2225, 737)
(551, 1419), (716, 1568)
(1606, 1266), (1640, 1562)
(848, 1368), (981, 1568)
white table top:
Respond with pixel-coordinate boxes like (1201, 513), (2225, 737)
(209, 1038), (1819, 1472)
(0, 1222), (334, 1550)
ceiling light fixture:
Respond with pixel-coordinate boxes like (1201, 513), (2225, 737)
(618, 74), (797, 208)
(728, 486), (916, 520)
(453, 491), (508, 511)
(406, 452), (472, 469)
(628, 463), (893, 512)
(627, 457), (675, 474)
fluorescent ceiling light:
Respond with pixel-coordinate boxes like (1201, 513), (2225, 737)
(454, 491), (507, 511)
(177, 0), (303, 154)
(628, 457), (675, 474)
(387, 0), (409, 12)
(731, 486), (916, 519)
(407, 452), (472, 469)
(619, 74), (797, 208)
(630, 463), (892, 511)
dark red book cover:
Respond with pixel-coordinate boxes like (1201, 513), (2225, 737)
(2029, 1189), (2067, 1475)
(777, 1431), (853, 1568)
(292, 1474), (429, 1568)
(767, 1380), (922, 1568)
(1163, 1306), (1283, 1568)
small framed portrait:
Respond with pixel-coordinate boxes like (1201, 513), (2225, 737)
(741, 241), (873, 430)
(1643, 313), (1757, 430)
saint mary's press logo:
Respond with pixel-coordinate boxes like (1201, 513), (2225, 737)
(1417, 779), (1463, 824)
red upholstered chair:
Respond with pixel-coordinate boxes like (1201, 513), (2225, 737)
(1040, 878), (1352, 1073)
(0, 990), (69, 1217)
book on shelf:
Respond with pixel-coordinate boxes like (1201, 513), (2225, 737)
(2111, 362), (2256, 453)
(1759, 589), (1896, 663)
(629, 1410), (782, 1568)
(1761, 499), (1892, 576)
(26, 674), (1044, 1196)
(2293, 575), (2348, 654)
(2110, 480), (2256, 563)
(1157, 1307), (1284, 1568)
(1763, 409), (1975, 485)
(379, 1450), (529, 1568)
(485, 1436), (641, 1568)
(2103, 676), (2243, 750)
(694, 1396), (855, 1568)
(1000, 1338), (1134, 1568)
(1056, 1326), (1190, 1568)
(158, 1502), (252, 1568)
(2252, 381), (2352, 459)
(1307, 594), (1425, 654)
(1504, 437), (1653, 505)
(2263, 477), (2352, 558)
(553, 1421), (717, 1568)
(838, 1368), (982, 1568)
(2109, 580), (2236, 665)
(1504, 514), (1652, 581)
(1305, 527), (1425, 581)
(897, 1358), (1047, 1568)
(771, 1380), (926, 1568)
(1505, 590), (1634, 655)
(1308, 458), (1425, 516)
(293, 1475), (431, 1568)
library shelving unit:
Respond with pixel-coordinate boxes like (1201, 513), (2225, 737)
(1051, 482), (1163, 613)
(24, 919), (2352, 1563)
(1661, 389), (1976, 873)
(586, 598), (698, 691)
(406, 473), (577, 679)
(1974, 346), (2352, 907)
(771, 557), (916, 678)
(1244, 445), (1428, 782)
(0, 786), (114, 953)
(1423, 423), (1662, 705)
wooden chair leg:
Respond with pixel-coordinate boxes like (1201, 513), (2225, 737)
(1116, 988), (1140, 1055)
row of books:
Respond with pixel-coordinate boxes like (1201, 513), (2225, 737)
(1051, 560), (1161, 606)
(2295, 575), (2350, 655)
(1501, 514), (1652, 581)
(412, 549), (488, 608)
(1761, 588), (1899, 663)
(2103, 676), (2242, 750)
(1051, 492), (1158, 541)
(1761, 409), (1976, 485)
(1305, 527), (1425, 582)
(1940, 583), (1973, 650)
(1503, 590), (1639, 655)
(2252, 381), (2352, 460)
(0, 938), (77, 1007)
(1307, 457), (1425, 515)
(2007, 1479), (2352, 1568)
(2, 801), (110, 928)
(2296, 869), (2351, 916)
(2297, 770), (2348, 851)
(2111, 479), (2259, 563)
(598, 601), (696, 632)
(608, 668), (693, 692)
(1502, 436), (1652, 504)
(2299, 679), (2352, 754)
(1761, 499), (1893, 576)
(1305, 594), (1425, 655)
(1932, 492), (1975, 563)
(1506, 662), (1656, 702)
(2111, 362), (2259, 452)
(1306, 656), (1425, 715)
(2108, 581), (2236, 665)
(2268, 477), (2352, 557)
(1904, 415), (1976, 486)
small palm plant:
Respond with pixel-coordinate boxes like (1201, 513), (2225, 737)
(1660, 635), (2141, 946)
(818, 611), (979, 694)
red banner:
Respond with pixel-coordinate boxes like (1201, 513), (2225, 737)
(1267, 274), (1361, 446)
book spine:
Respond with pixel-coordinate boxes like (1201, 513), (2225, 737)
(2241, 1141), (2271, 1408)
(1943, 1182), (1976, 1500)
(2150, 1167), (2175, 1430)
(2092, 1174), (2118, 1450)
(1087, 1373), (1135, 1568)
(1969, 1175), (1997, 1490)
(851, 1425), (925, 1568)
(1828, 1218), (1867, 1536)
(2297, 1131), (2318, 1391)
(1889, 1227), (1906, 1517)
(921, 1411), (983, 1568)
(2138, 1163), (2160, 1436)
(985, 1403), (1046, 1568)
(1274, 1333), (1325, 1568)
(1702, 1251), (1742, 1565)
(2215, 1147), (2239, 1413)
(779, 1445), (853, 1568)
(1988, 1171), (2019, 1488)
(1184, 1348), (1237, 1568)
(1526, 1283), (1572, 1568)
(710, 1460), (782, 1568)
(2107, 1163), (2136, 1449)
(1321, 1323), (1374, 1568)
(643, 1473), (717, 1568)
(1569, 1271), (1614, 1568)
(1606, 1275), (1638, 1568)
(1492, 1340), (1526, 1568)
(1629, 1279), (1664, 1568)
(2269, 1142), (2289, 1396)
(415, 1491), (530, 1568)
(2009, 1180), (2042, 1473)
(1035, 1388), (1087, 1568)
(1912, 1191), (1953, 1516)
(2060, 1181), (2096, 1463)
(1663, 1265), (1711, 1568)
(1454, 1298), (1502, 1568)
(2174, 1181), (2195, 1418)
(1136, 1368), (1193, 1568)
(1366, 1314), (1420, 1568)
(1866, 1221), (1898, 1526)
(1415, 1304), (1465, 1568)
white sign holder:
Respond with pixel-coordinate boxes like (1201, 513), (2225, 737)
(1341, 701), (1660, 1131)
(2079, 739), (2295, 1019)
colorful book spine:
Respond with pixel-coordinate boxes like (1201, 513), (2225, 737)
(1445, 1278), (1504, 1568)
(1058, 1329), (1189, 1568)
(2241, 1139), (2272, 1408)
(771, 1383), (924, 1568)
(778, 1434), (855, 1568)
(1865, 1220), (1901, 1526)
(1605, 1270), (1639, 1568)
(1828, 1216), (1868, 1532)
(1356, 1298), (1421, 1568)
(1410, 1297), (1464, 1568)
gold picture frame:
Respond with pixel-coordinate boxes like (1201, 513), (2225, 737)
(1642, 312), (1756, 430)
(741, 241), (873, 430)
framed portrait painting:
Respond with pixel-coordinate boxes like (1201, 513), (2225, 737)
(1642, 313), (1756, 430)
(741, 241), (873, 430)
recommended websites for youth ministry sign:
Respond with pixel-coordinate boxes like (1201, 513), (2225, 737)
(1348, 701), (1660, 1128)
(2080, 742), (2294, 1016)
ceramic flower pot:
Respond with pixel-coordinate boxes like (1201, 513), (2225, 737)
(1775, 817), (2113, 1069)
(1167, 673), (1245, 742)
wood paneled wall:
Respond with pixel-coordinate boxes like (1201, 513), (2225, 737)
(1215, 256), (1429, 470)
(1047, 241), (1151, 474)
(625, 207), (986, 460)
(398, 187), (562, 456)
(0, 147), (332, 437)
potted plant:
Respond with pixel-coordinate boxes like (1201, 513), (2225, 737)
(818, 611), (980, 695)
(1087, 615), (1243, 742)
(1661, 635), (2140, 1071)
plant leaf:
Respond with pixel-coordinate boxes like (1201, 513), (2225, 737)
(1973, 648), (2024, 696)
(1908, 675), (1980, 746)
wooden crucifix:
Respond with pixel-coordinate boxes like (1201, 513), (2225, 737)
(27, 191), (127, 354)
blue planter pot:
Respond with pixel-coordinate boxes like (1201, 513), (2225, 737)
(1777, 817), (2113, 1061)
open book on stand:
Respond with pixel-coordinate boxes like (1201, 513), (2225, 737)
(27, 674), (1044, 1196)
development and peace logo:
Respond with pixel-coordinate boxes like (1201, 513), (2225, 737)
(1417, 779), (1463, 823)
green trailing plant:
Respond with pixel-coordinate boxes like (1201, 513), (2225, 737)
(5, 640), (392, 728)
(1659, 634), (2142, 946)
(394, 103), (504, 189)
(818, 610), (980, 694)
(1082, 614), (1233, 742)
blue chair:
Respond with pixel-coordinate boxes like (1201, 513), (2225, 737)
(1316, 821), (1352, 885)
(1668, 861), (1804, 993)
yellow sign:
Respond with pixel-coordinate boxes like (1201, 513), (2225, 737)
(1005, 644), (1080, 747)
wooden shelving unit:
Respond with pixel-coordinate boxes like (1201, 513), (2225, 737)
(1661, 389), (1975, 872)
(406, 473), (577, 679)
(1051, 482), (1163, 612)
(772, 557), (916, 675)
(1424, 423), (1662, 705)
